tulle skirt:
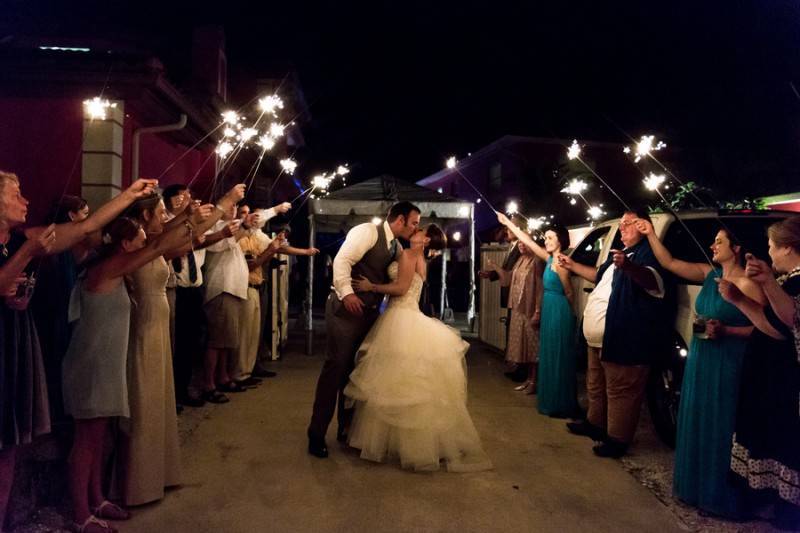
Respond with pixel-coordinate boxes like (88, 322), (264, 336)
(344, 303), (492, 473)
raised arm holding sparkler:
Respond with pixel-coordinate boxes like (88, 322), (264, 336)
(497, 212), (549, 263)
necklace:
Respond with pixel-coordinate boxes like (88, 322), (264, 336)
(777, 265), (800, 285)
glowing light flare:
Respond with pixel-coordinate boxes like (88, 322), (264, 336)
(458, 206), (470, 217)
(445, 156), (457, 169)
(643, 172), (667, 191)
(452, 231), (462, 242)
(257, 135), (275, 151)
(626, 135), (667, 163)
(280, 158), (297, 174)
(527, 217), (546, 232)
(561, 178), (589, 196)
(83, 97), (116, 120)
(221, 111), (239, 125)
(215, 141), (234, 159)
(567, 140), (582, 160)
(371, 217), (382, 225)
(587, 206), (604, 220)
(269, 123), (286, 138)
(506, 201), (519, 215)
(258, 95), (284, 116)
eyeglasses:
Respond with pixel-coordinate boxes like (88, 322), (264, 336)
(619, 219), (637, 228)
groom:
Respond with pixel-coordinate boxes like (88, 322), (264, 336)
(307, 201), (421, 458)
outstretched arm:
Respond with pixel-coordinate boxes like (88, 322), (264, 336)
(352, 251), (416, 296)
(497, 213), (549, 262)
(557, 252), (598, 283)
(636, 218), (709, 283)
(717, 278), (783, 339)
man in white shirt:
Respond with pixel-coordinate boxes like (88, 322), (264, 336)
(307, 201), (421, 458)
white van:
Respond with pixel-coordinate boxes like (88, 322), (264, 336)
(567, 209), (796, 446)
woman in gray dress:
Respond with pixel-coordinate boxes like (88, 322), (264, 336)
(62, 215), (200, 533)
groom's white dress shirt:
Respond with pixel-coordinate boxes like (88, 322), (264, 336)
(333, 220), (395, 301)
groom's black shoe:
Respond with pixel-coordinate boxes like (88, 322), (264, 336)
(308, 434), (328, 458)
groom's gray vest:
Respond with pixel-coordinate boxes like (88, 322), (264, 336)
(349, 224), (396, 309)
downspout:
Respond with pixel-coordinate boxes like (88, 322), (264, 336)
(131, 114), (188, 181)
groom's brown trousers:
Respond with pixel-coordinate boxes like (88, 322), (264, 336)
(308, 292), (380, 440)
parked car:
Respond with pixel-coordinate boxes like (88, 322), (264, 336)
(567, 208), (797, 447)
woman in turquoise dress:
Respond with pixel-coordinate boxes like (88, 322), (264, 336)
(639, 221), (763, 519)
(498, 214), (579, 417)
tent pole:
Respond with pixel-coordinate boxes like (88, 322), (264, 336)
(439, 248), (448, 320)
(468, 204), (476, 329)
(306, 213), (316, 355)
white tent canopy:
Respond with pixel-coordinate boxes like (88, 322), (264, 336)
(304, 175), (476, 353)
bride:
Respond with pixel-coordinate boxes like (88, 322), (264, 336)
(345, 224), (492, 472)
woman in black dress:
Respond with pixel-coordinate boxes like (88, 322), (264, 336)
(718, 217), (800, 529)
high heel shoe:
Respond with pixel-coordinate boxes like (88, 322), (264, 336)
(514, 380), (533, 391)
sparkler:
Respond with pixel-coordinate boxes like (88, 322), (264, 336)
(83, 97), (116, 120)
(257, 135), (276, 151)
(506, 201), (519, 215)
(587, 206), (605, 220)
(239, 127), (258, 143)
(643, 172), (714, 268)
(446, 156), (457, 169)
(215, 141), (234, 159)
(221, 111), (239, 126)
(624, 135), (666, 163)
(444, 155), (498, 212)
(269, 123), (286, 138)
(527, 216), (547, 232)
(565, 140), (631, 211)
(336, 165), (350, 176)
(258, 95), (284, 116)
(280, 158), (298, 174)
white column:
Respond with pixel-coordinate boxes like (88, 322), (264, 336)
(81, 101), (124, 208)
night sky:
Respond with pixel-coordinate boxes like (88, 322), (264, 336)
(5, 0), (800, 191)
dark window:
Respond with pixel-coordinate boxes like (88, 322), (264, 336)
(571, 226), (611, 267)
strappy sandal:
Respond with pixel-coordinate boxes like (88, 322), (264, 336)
(92, 500), (130, 520)
(73, 515), (117, 533)
(201, 389), (229, 404)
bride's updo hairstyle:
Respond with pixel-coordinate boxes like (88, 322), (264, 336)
(423, 223), (447, 259)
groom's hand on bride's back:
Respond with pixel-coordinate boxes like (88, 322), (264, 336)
(343, 293), (365, 317)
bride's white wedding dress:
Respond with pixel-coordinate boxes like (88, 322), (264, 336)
(344, 262), (493, 472)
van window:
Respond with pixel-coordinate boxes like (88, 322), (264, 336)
(570, 226), (611, 267)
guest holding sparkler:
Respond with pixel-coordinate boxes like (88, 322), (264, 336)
(717, 217), (800, 529)
(498, 213), (580, 417)
(486, 237), (543, 393)
(637, 219), (760, 519)
(116, 185), (239, 507)
(558, 209), (673, 458)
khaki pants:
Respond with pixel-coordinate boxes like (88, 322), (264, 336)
(231, 287), (262, 381)
(585, 346), (649, 444)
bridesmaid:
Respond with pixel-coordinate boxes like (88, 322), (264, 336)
(498, 213), (579, 417)
(637, 220), (761, 519)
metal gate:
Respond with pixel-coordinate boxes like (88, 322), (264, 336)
(479, 243), (510, 352)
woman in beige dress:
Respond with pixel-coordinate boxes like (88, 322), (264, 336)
(117, 186), (244, 506)
(491, 241), (543, 393)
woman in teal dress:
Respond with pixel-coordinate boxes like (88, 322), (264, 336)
(639, 221), (763, 519)
(498, 214), (579, 417)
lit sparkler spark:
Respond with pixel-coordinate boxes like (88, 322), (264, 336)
(626, 135), (667, 163)
(269, 123), (286, 138)
(312, 174), (333, 190)
(280, 158), (297, 174)
(336, 165), (350, 176)
(567, 140), (582, 160)
(221, 111), (239, 125)
(506, 201), (519, 215)
(223, 127), (236, 138)
(240, 127), (258, 142)
(446, 156), (457, 169)
(257, 135), (275, 151)
(527, 217), (546, 232)
(215, 141), (234, 159)
(587, 206), (604, 220)
(83, 97), (116, 120)
(258, 95), (284, 116)
(643, 172), (667, 191)
(561, 178), (589, 196)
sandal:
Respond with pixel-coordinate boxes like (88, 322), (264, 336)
(514, 381), (533, 392)
(201, 389), (229, 404)
(92, 500), (130, 521)
(218, 381), (246, 393)
(73, 515), (116, 533)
